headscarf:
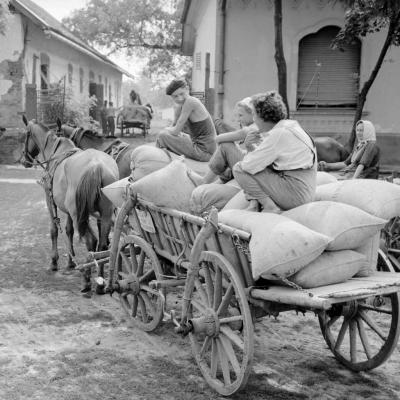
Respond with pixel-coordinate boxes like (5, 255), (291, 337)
(351, 120), (376, 163)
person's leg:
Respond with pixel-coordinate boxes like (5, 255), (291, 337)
(233, 163), (316, 211)
(109, 117), (115, 136)
(157, 132), (212, 161)
(205, 142), (245, 183)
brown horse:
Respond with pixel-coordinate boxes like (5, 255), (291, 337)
(314, 136), (350, 163)
(21, 117), (119, 289)
(57, 120), (135, 178)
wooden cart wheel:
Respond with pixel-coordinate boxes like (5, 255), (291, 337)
(318, 251), (400, 371)
(116, 234), (164, 332)
(189, 251), (254, 396)
(382, 217), (400, 251)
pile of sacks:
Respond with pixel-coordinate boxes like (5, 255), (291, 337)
(102, 145), (204, 210)
(220, 179), (400, 288)
(102, 146), (400, 289)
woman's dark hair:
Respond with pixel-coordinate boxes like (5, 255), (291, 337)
(251, 91), (287, 123)
(166, 79), (187, 95)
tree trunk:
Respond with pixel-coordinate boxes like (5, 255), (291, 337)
(274, 0), (290, 118)
(346, 15), (400, 150)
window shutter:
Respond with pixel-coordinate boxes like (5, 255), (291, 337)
(297, 26), (360, 108)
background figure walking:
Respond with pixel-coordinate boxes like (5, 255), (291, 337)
(100, 100), (108, 136)
(106, 101), (116, 138)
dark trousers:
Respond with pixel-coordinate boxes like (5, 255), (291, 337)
(107, 116), (115, 136)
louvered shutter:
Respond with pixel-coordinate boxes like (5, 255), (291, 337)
(297, 26), (360, 108)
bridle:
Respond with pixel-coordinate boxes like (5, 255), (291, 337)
(22, 123), (43, 168)
(22, 123), (61, 169)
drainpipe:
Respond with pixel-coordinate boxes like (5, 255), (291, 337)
(216, 0), (227, 119)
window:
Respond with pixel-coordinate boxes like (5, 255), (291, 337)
(40, 53), (50, 90)
(105, 77), (108, 97)
(108, 84), (112, 102)
(79, 67), (84, 93)
(297, 26), (361, 109)
(68, 63), (73, 85)
(195, 52), (201, 70)
(98, 74), (102, 83)
(89, 70), (95, 82)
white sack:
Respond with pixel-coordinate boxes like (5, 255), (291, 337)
(316, 171), (338, 186)
(130, 145), (172, 181)
(283, 201), (387, 251)
(315, 180), (400, 220)
(218, 209), (331, 280)
(102, 176), (131, 207)
(289, 250), (367, 289)
(129, 158), (200, 212)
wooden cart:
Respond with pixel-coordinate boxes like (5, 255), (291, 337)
(83, 188), (400, 396)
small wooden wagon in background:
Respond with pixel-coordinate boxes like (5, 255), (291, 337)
(82, 188), (400, 396)
(116, 105), (152, 137)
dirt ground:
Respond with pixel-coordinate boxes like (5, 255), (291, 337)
(1, 159), (400, 400)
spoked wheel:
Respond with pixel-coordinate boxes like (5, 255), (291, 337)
(116, 234), (165, 331)
(189, 251), (254, 396)
(382, 217), (400, 251)
(318, 251), (400, 371)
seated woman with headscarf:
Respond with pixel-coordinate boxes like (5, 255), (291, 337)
(318, 120), (380, 179)
(232, 91), (317, 213)
(156, 79), (216, 162)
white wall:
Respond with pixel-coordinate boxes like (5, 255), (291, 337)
(0, 14), (24, 97)
(190, 0), (217, 92)
(23, 20), (123, 107)
(217, 0), (400, 135)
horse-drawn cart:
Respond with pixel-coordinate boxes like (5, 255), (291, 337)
(78, 183), (400, 396)
(116, 105), (152, 137)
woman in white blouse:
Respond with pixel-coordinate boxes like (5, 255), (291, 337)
(232, 91), (317, 213)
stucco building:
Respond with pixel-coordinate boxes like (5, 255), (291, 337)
(0, 0), (132, 163)
(181, 0), (400, 167)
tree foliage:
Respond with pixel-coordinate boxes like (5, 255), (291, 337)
(333, 0), (400, 149)
(0, 0), (11, 35)
(62, 0), (190, 78)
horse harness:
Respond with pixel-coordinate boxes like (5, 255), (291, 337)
(70, 126), (130, 163)
(25, 127), (81, 262)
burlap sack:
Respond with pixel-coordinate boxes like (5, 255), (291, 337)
(289, 250), (367, 288)
(316, 171), (338, 186)
(283, 201), (387, 251)
(129, 158), (200, 212)
(101, 176), (130, 207)
(218, 209), (331, 280)
(315, 180), (400, 220)
(190, 180), (240, 215)
(130, 145), (172, 181)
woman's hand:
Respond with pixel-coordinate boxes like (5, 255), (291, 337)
(244, 131), (262, 152)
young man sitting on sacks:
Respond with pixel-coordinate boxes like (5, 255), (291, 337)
(190, 96), (263, 214)
(232, 91), (317, 213)
(156, 78), (217, 162)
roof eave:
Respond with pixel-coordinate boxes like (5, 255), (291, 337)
(11, 0), (134, 80)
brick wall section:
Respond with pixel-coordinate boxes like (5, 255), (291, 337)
(0, 53), (24, 164)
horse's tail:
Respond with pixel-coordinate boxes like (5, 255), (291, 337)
(75, 164), (102, 238)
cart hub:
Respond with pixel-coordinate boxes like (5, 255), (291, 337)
(190, 309), (220, 337)
(118, 274), (141, 295)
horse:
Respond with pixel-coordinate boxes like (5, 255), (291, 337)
(21, 116), (119, 291)
(314, 136), (350, 163)
(56, 119), (135, 178)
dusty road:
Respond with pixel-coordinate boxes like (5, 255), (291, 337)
(1, 163), (400, 400)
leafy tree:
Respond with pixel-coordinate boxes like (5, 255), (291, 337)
(62, 0), (190, 79)
(0, 0), (11, 35)
(333, 0), (400, 149)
